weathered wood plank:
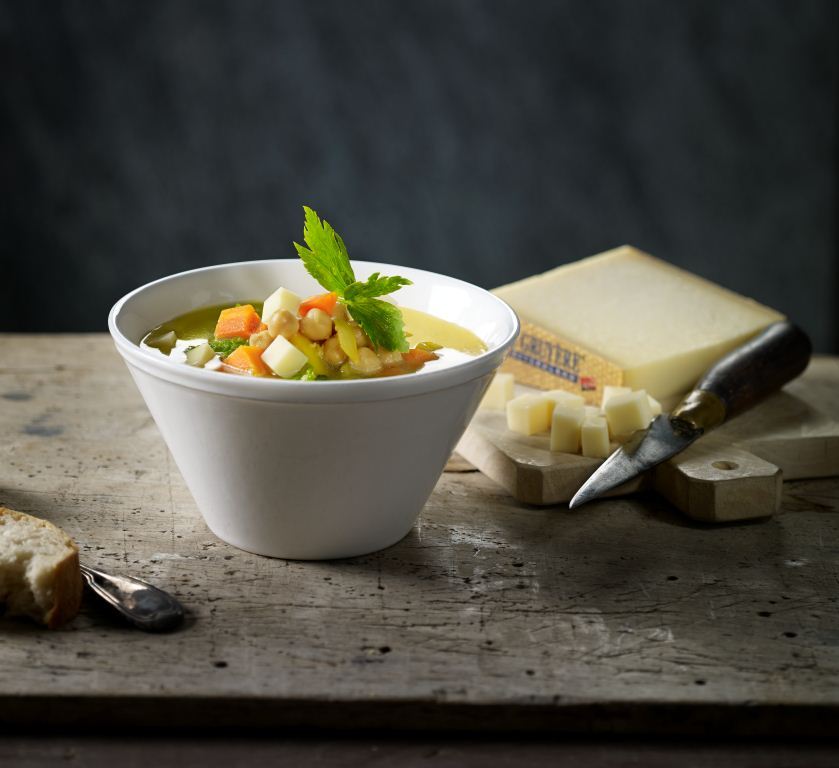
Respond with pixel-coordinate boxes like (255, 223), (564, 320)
(1, 335), (838, 735)
(3, 735), (839, 768)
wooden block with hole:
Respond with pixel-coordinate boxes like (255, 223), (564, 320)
(653, 438), (782, 522)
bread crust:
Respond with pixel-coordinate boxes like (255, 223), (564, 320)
(0, 507), (84, 629)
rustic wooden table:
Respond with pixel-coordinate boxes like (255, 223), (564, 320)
(1, 335), (838, 740)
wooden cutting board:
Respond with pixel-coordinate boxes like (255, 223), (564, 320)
(456, 357), (839, 522)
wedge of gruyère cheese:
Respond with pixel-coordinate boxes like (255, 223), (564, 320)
(493, 246), (784, 401)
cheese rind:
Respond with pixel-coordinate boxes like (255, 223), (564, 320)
(480, 373), (515, 410)
(507, 395), (552, 436)
(494, 246), (784, 400)
(550, 403), (585, 453)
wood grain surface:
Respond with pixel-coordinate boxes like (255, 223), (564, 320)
(1, 335), (838, 736)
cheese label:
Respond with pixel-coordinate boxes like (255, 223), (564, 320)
(500, 319), (624, 405)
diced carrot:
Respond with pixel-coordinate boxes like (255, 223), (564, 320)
(375, 366), (409, 378)
(299, 291), (338, 317)
(223, 345), (272, 376)
(214, 305), (263, 339)
(403, 347), (439, 368)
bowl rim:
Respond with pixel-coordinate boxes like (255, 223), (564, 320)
(108, 259), (520, 403)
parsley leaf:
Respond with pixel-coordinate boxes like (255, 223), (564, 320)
(344, 272), (413, 302)
(294, 206), (412, 350)
(346, 297), (409, 352)
(293, 206), (356, 293)
(290, 364), (318, 381)
(209, 337), (247, 358)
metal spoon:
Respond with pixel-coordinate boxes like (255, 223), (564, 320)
(80, 564), (185, 632)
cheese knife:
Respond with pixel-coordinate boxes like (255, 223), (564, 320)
(568, 321), (812, 509)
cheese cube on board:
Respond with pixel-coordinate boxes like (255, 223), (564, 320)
(550, 403), (585, 453)
(605, 390), (654, 436)
(584, 405), (601, 420)
(601, 385), (631, 410)
(480, 373), (514, 410)
(261, 335), (308, 378)
(647, 394), (663, 417)
(544, 390), (586, 411)
(581, 416), (610, 458)
(493, 246), (784, 400)
(262, 287), (302, 324)
(507, 395), (552, 436)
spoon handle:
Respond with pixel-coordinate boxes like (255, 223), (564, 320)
(80, 564), (185, 632)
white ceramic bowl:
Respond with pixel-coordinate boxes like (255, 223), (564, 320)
(109, 260), (519, 559)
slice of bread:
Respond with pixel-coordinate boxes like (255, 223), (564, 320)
(0, 507), (83, 628)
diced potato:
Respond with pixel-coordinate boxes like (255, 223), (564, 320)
(147, 329), (177, 354)
(600, 385), (631, 411)
(581, 416), (610, 459)
(350, 347), (384, 375)
(261, 335), (308, 378)
(377, 348), (404, 366)
(647, 394), (663, 417)
(506, 394), (552, 436)
(544, 389), (585, 414)
(550, 403), (585, 453)
(261, 287), (301, 324)
(480, 372), (514, 410)
(185, 342), (215, 367)
(604, 389), (654, 436)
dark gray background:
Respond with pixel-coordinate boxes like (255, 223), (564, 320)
(2, 1), (837, 349)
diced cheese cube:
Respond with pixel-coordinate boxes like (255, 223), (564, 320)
(506, 394), (552, 436)
(581, 416), (610, 459)
(262, 287), (302, 324)
(601, 385), (631, 410)
(550, 403), (585, 453)
(261, 335), (308, 378)
(604, 389), (654, 436)
(544, 389), (586, 412)
(647, 394), (663, 417)
(480, 372), (515, 410)
(584, 405), (601, 420)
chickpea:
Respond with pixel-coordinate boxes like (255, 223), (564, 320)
(268, 309), (299, 340)
(332, 302), (349, 322)
(350, 347), (383, 376)
(300, 308), (333, 341)
(249, 330), (273, 350)
(351, 323), (371, 348)
(323, 334), (347, 366)
(377, 348), (403, 366)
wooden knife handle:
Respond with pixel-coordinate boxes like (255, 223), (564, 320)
(671, 321), (811, 433)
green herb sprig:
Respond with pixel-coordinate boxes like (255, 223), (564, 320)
(294, 207), (412, 351)
(208, 337), (248, 358)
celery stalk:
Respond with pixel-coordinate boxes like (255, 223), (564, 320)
(334, 319), (360, 363)
(290, 333), (330, 376)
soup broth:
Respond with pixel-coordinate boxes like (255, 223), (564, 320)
(142, 302), (486, 380)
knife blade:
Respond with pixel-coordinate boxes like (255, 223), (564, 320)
(568, 321), (812, 509)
